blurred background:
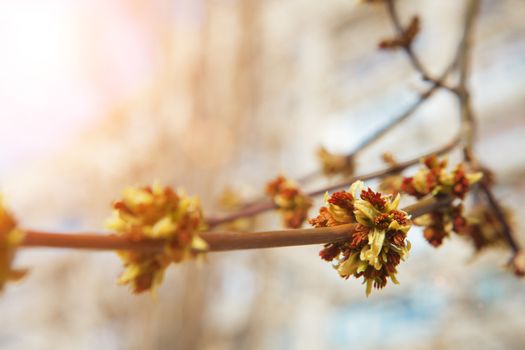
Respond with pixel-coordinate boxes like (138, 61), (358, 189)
(0, 0), (524, 349)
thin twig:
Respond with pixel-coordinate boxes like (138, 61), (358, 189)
(21, 195), (452, 253)
(296, 63), (455, 185)
(346, 70), (450, 157)
(206, 134), (460, 227)
(385, 0), (432, 81)
(456, 0), (480, 163)
(291, 2), (468, 186)
(478, 181), (519, 253)
(307, 134), (460, 196)
(292, 5), (466, 186)
(453, 0), (521, 256)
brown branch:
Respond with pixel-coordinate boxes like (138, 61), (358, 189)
(206, 134), (460, 227)
(336, 68), (453, 162)
(452, 0), (521, 258)
(293, 3), (466, 186)
(385, 0), (431, 81)
(478, 181), (519, 253)
(455, 0), (480, 163)
(384, 0), (465, 96)
(287, 1), (473, 187)
(21, 195), (452, 253)
(307, 134), (460, 197)
(296, 63), (455, 186)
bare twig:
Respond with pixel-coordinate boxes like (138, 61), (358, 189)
(478, 181), (519, 253)
(306, 134), (460, 196)
(384, 0), (459, 94)
(385, 0), (432, 81)
(453, 0), (521, 257)
(291, 5), (464, 186)
(296, 63), (455, 185)
(21, 195), (452, 253)
(455, 0), (479, 163)
(206, 134), (460, 227)
(347, 68), (452, 157)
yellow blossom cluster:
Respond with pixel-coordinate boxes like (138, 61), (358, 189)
(266, 176), (312, 228)
(107, 183), (208, 293)
(0, 198), (27, 293)
(401, 156), (482, 247)
(310, 181), (412, 296)
(461, 205), (511, 253)
(401, 156), (482, 199)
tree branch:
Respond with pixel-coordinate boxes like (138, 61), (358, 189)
(21, 195), (452, 253)
(205, 133), (459, 227)
(385, 0), (431, 81)
(206, 133), (460, 227)
(452, 0), (521, 258)
(478, 181), (519, 254)
(296, 61), (456, 185)
(456, 0), (480, 163)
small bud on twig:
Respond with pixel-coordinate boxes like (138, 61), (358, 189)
(379, 16), (420, 50)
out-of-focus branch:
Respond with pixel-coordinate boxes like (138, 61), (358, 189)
(206, 134), (460, 227)
(384, 0), (458, 94)
(453, 0), (522, 261)
(456, 0), (480, 163)
(478, 181), (519, 254)
(384, 0), (432, 81)
(346, 63), (455, 159)
(296, 62), (455, 185)
(307, 134), (460, 196)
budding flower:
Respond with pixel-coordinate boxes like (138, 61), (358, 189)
(460, 205), (511, 253)
(402, 156), (482, 247)
(0, 198), (27, 293)
(379, 16), (420, 50)
(107, 183), (208, 294)
(414, 204), (465, 247)
(266, 176), (312, 228)
(310, 181), (412, 296)
(401, 156), (482, 199)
